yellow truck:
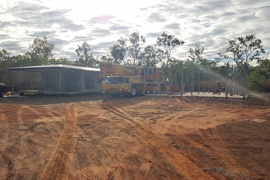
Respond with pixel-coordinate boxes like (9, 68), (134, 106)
(100, 62), (162, 96)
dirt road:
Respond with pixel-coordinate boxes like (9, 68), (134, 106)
(0, 95), (269, 179)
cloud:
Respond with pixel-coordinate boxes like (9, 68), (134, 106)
(61, 20), (85, 31)
(50, 38), (69, 47)
(25, 30), (57, 37)
(6, 1), (48, 15)
(72, 36), (92, 42)
(110, 24), (130, 31)
(2, 1), (84, 31)
(0, 0), (269, 61)
(0, 1), (87, 58)
(0, 34), (10, 39)
(157, 1), (186, 14)
(0, 41), (23, 51)
(146, 32), (161, 39)
(91, 41), (115, 55)
(89, 15), (115, 24)
(0, 21), (15, 30)
(64, 51), (77, 60)
(91, 28), (111, 36)
(256, 5), (270, 17)
(147, 12), (166, 22)
(231, 0), (267, 9)
(157, 0), (269, 59)
(165, 23), (180, 29)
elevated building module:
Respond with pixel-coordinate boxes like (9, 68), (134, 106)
(8, 64), (102, 95)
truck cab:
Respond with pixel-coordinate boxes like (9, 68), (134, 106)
(102, 75), (141, 95)
(102, 75), (161, 96)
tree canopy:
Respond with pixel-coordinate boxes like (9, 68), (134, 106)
(219, 34), (265, 69)
(156, 32), (184, 68)
(128, 32), (145, 65)
(139, 45), (160, 67)
(110, 37), (128, 65)
(75, 42), (98, 67)
(29, 36), (54, 58)
(188, 44), (204, 63)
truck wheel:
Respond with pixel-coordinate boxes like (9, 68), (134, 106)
(131, 88), (137, 96)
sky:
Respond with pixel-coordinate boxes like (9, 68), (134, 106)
(0, 0), (270, 63)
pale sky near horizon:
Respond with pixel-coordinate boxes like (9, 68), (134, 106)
(1, 0), (269, 63)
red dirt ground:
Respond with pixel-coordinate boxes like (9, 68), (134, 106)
(0, 94), (270, 180)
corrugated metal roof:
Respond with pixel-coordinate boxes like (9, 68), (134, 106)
(8, 64), (100, 72)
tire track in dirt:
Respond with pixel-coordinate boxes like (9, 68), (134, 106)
(41, 103), (77, 180)
(77, 166), (123, 180)
(0, 111), (9, 153)
(2, 118), (34, 179)
(154, 108), (205, 136)
(72, 102), (126, 180)
(17, 105), (37, 123)
(0, 103), (67, 179)
(173, 130), (251, 178)
(100, 102), (215, 180)
(200, 128), (251, 176)
(0, 111), (10, 179)
(0, 105), (26, 179)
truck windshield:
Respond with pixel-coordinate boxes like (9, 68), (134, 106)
(105, 77), (124, 84)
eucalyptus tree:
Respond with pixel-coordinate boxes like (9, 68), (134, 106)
(188, 44), (204, 64)
(128, 32), (145, 66)
(100, 55), (114, 63)
(75, 42), (98, 67)
(0, 49), (12, 83)
(156, 32), (184, 69)
(140, 45), (160, 67)
(110, 37), (128, 64)
(219, 34), (265, 69)
(247, 58), (270, 92)
(29, 36), (54, 58)
(23, 36), (54, 66)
